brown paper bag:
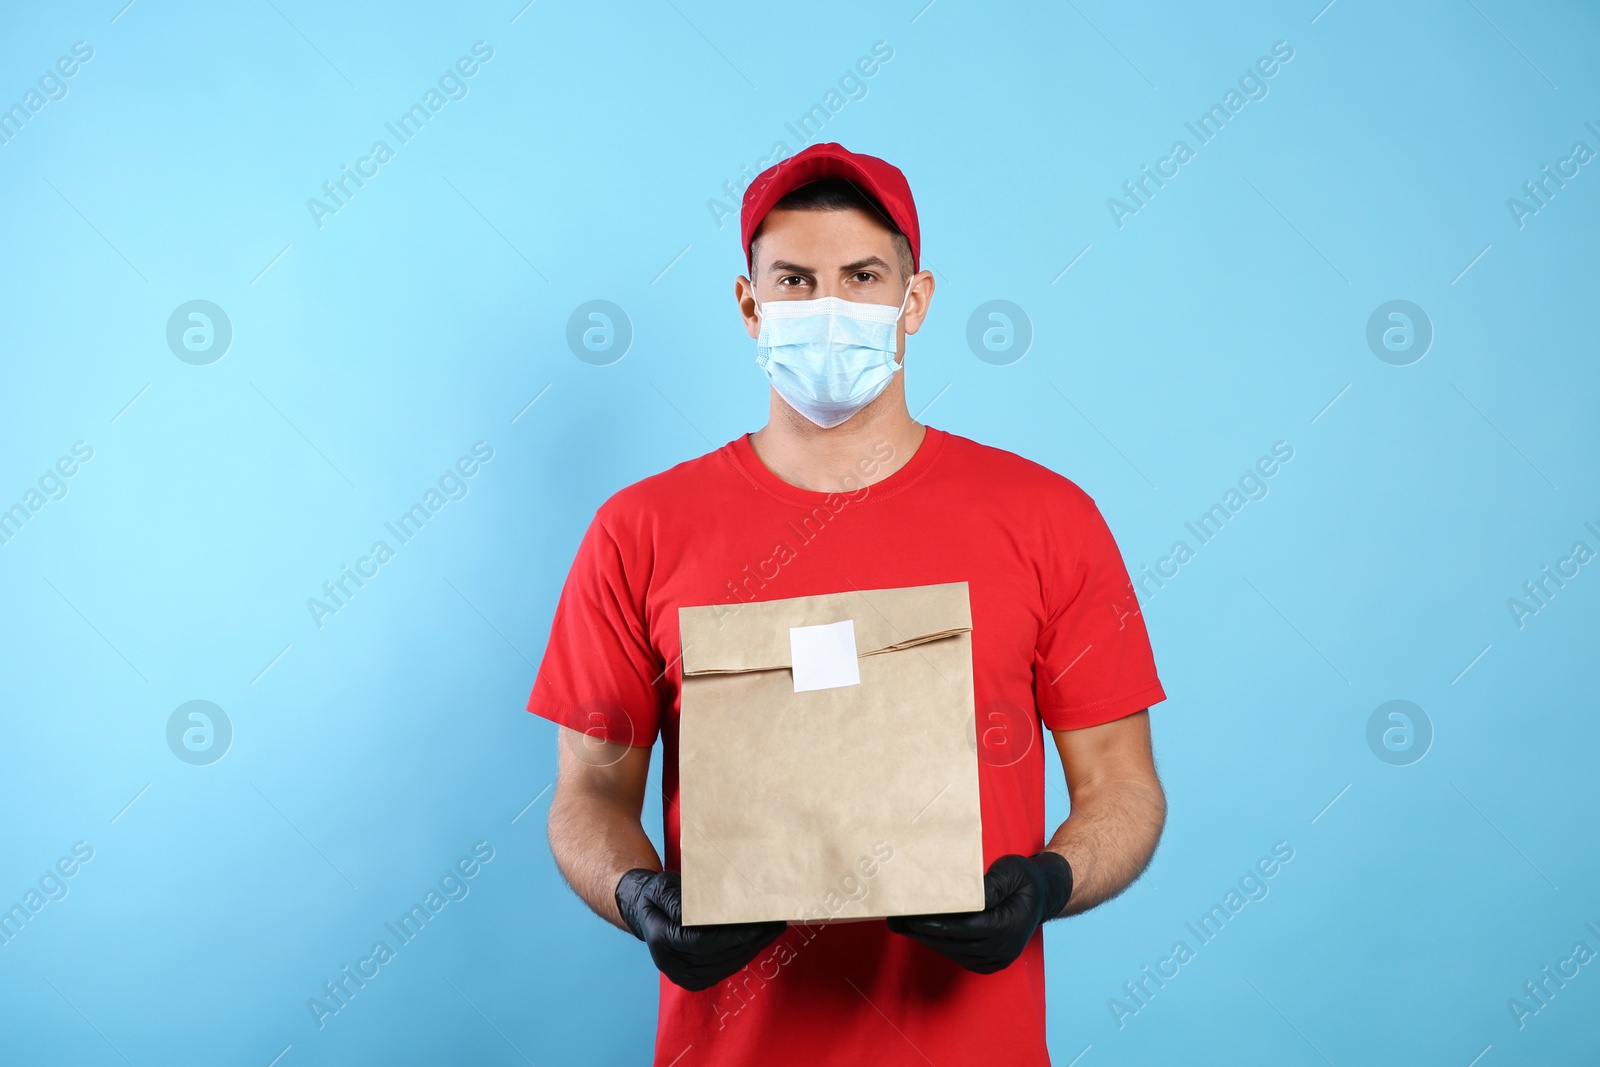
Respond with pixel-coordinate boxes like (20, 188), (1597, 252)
(677, 581), (985, 926)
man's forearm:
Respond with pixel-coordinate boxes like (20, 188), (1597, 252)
(1042, 776), (1166, 917)
(548, 786), (662, 932)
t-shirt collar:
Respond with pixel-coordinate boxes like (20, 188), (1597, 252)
(723, 425), (946, 507)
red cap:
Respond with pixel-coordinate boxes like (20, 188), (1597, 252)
(740, 143), (921, 274)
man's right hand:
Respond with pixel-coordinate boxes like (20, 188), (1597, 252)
(614, 869), (787, 991)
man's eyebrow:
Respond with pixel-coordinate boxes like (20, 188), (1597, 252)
(767, 256), (892, 275)
(840, 256), (891, 273)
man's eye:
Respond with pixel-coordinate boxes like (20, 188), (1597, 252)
(854, 272), (876, 283)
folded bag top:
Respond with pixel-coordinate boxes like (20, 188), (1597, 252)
(679, 581), (973, 677)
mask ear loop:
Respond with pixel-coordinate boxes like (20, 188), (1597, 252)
(886, 281), (913, 368)
(893, 279), (914, 323)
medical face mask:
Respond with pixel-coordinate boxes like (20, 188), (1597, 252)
(753, 286), (911, 429)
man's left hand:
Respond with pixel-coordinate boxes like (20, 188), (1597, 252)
(886, 852), (1073, 974)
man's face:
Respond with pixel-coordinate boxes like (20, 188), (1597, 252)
(736, 206), (934, 355)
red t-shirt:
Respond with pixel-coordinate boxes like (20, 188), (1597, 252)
(527, 426), (1165, 1066)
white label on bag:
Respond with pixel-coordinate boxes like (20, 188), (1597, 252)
(789, 619), (861, 692)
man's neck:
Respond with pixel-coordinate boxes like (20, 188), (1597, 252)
(747, 383), (927, 494)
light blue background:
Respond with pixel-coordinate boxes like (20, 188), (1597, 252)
(2, 1), (1597, 1064)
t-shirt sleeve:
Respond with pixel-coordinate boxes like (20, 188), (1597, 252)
(1034, 491), (1166, 731)
(525, 510), (663, 748)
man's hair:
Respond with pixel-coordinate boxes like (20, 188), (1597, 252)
(750, 179), (915, 282)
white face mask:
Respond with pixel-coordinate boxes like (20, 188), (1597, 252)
(753, 285), (911, 429)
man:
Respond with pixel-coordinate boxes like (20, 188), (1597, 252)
(530, 142), (1167, 1065)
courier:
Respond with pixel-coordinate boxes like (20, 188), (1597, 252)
(529, 142), (1168, 1067)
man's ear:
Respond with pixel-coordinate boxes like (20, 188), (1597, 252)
(735, 276), (761, 339)
(901, 269), (936, 336)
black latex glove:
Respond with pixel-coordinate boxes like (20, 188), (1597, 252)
(886, 852), (1073, 974)
(614, 869), (787, 991)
